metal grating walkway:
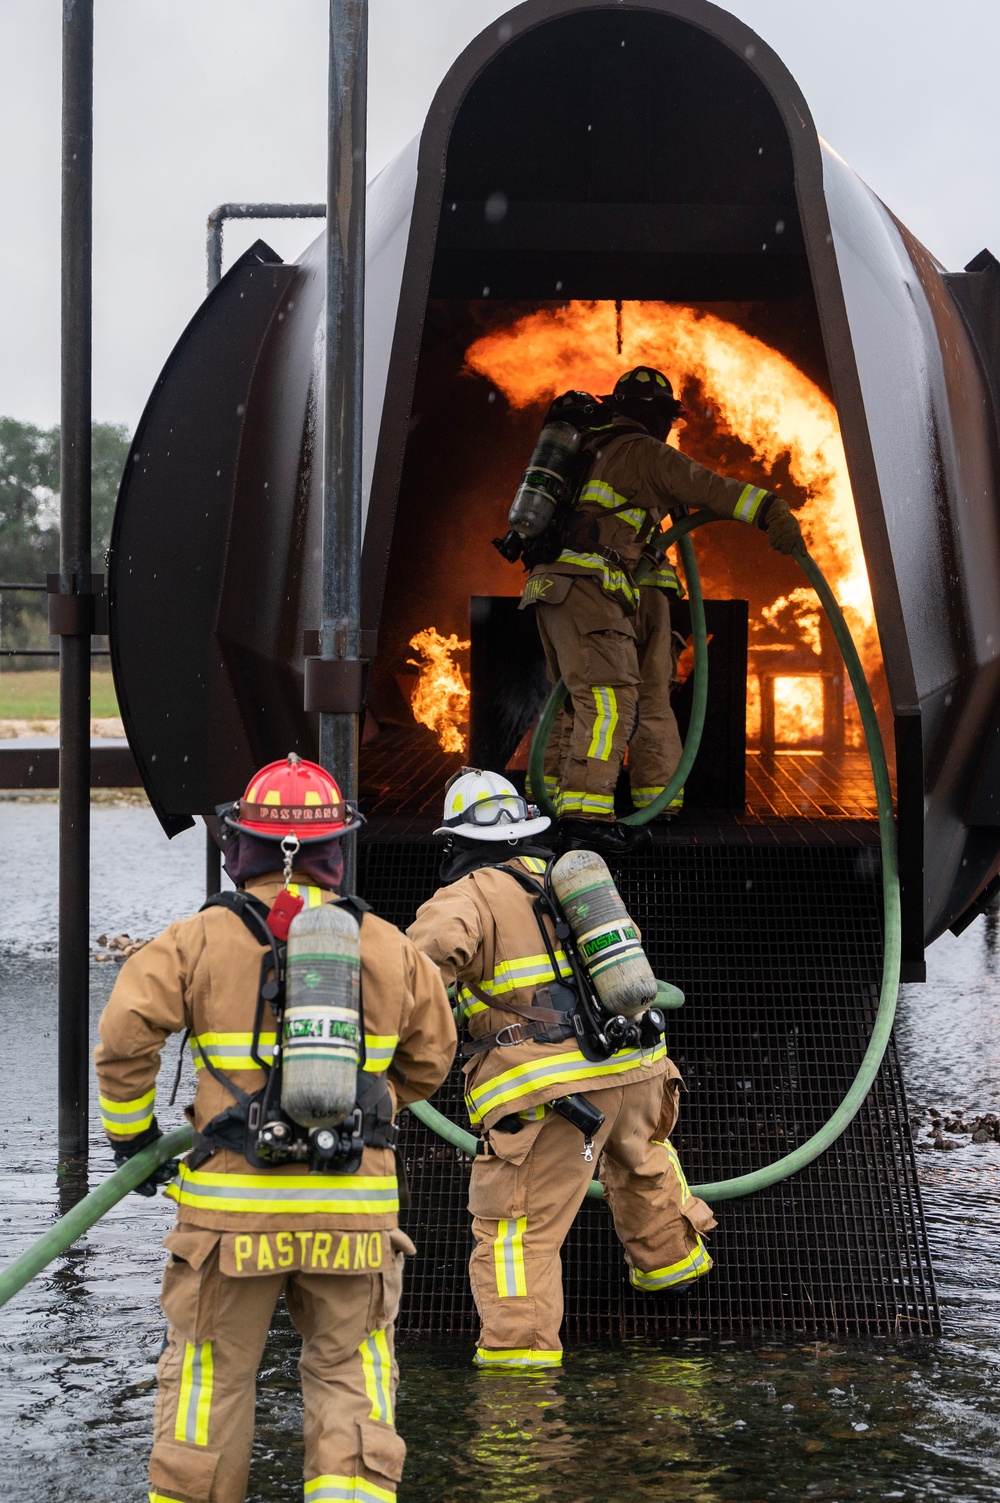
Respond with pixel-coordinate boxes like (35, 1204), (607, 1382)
(358, 841), (938, 1340)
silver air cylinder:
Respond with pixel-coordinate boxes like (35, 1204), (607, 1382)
(281, 902), (361, 1128)
(507, 419), (583, 538)
(551, 849), (657, 1017)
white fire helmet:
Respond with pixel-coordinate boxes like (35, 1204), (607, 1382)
(435, 768), (552, 843)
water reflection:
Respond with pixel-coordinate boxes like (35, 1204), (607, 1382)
(3, 809), (1000, 1500)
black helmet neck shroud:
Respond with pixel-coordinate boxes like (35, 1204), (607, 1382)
(439, 832), (555, 886)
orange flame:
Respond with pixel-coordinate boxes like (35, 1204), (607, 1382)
(465, 300), (879, 746)
(408, 627), (471, 754)
(773, 675), (825, 745)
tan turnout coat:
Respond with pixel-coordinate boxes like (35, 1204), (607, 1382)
(95, 872), (456, 1235)
(406, 855), (673, 1137)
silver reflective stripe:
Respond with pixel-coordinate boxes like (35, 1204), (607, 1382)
(101, 1098), (154, 1125)
(733, 484), (768, 523)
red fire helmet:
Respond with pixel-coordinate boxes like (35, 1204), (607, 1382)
(223, 753), (363, 842)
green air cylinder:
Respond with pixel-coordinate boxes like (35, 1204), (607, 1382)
(508, 419), (583, 538)
(551, 849), (657, 1018)
(281, 902), (361, 1129)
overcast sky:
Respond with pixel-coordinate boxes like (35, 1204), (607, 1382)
(1, 0), (998, 431)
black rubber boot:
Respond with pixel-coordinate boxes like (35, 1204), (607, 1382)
(620, 823), (653, 853)
(557, 818), (630, 860)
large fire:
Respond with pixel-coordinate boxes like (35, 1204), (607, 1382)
(465, 300), (878, 749)
(408, 627), (471, 754)
(773, 676), (825, 747)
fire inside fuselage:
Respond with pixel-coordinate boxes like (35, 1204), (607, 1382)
(363, 297), (888, 807)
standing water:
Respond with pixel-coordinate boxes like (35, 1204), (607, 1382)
(2, 798), (999, 1500)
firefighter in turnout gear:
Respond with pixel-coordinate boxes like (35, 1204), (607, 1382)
(632, 558), (686, 818)
(94, 754), (456, 1503)
(406, 770), (715, 1370)
(521, 365), (803, 854)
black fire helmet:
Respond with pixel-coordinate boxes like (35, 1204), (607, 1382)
(606, 366), (684, 439)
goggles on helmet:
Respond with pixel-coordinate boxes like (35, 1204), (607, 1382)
(443, 793), (540, 829)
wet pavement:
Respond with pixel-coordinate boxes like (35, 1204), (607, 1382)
(2, 800), (1000, 1500)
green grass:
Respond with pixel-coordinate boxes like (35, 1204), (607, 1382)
(0, 669), (120, 719)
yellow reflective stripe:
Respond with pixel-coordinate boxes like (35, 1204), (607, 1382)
(579, 479), (646, 532)
(190, 1030), (394, 1074)
(99, 1087), (155, 1135)
(517, 1104), (548, 1122)
(305, 1477), (397, 1503)
(362, 1034), (398, 1073)
(493, 1216), (528, 1298)
(661, 1136), (692, 1201)
(640, 562), (681, 592)
(165, 1166), (398, 1216)
(175, 1340), (213, 1446)
(556, 790), (615, 817)
(632, 786), (684, 811)
(474, 1347), (562, 1368)
(520, 857), (548, 875)
(555, 551), (639, 609)
(457, 992), (490, 1024)
(466, 1040), (667, 1123)
(460, 951), (572, 1001)
(630, 1241), (711, 1289)
(456, 948), (573, 1020)
(733, 483), (768, 524)
(586, 685), (618, 762)
(191, 1031), (276, 1071)
(149, 1494), (189, 1503)
(287, 883), (325, 908)
(359, 1328), (394, 1425)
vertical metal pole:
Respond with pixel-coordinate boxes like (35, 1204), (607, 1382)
(205, 233), (224, 900)
(204, 822), (222, 899)
(321, 0), (367, 892)
(59, 0), (93, 1165)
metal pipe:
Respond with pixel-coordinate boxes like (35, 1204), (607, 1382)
(0, 649), (109, 658)
(206, 202), (325, 292)
(58, 0), (94, 1167)
(321, 0), (367, 892)
(204, 819), (221, 899)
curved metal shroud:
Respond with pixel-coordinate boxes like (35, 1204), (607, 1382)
(109, 0), (1000, 946)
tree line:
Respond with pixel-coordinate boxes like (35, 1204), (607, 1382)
(0, 416), (131, 662)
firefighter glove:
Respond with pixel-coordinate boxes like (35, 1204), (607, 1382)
(765, 498), (804, 555)
(112, 1120), (179, 1197)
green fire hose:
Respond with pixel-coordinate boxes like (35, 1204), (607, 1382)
(0, 522), (900, 1306)
(418, 517), (901, 1204)
(0, 1126), (193, 1310)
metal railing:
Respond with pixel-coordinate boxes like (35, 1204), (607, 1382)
(0, 582), (109, 658)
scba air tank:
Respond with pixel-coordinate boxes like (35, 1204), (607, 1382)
(551, 849), (657, 1017)
(507, 391), (599, 538)
(281, 902), (361, 1129)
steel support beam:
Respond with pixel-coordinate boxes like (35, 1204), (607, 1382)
(319, 0), (367, 892)
(58, 0), (94, 1165)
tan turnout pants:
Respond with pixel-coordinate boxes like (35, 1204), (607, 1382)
(533, 577), (640, 822)
(630, 586), (684, 811)
(467, 1073), (716, 1368)
(148, 1225), (413, 1503)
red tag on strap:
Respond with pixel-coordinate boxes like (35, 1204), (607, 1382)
(267, 889), (304, 940)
